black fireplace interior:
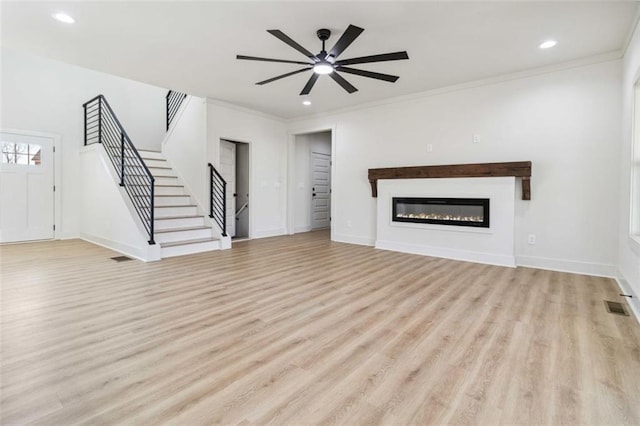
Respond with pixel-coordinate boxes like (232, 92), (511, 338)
(392, 197), (490, 228)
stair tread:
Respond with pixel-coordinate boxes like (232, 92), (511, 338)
(155, 215), (204, 220)
(160, 237), (218, 248)
(128, 184), (183, 188)
(138, 149), (162, 153)
(156, 226), (211, 234)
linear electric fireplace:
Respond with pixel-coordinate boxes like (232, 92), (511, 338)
(392, 197), (490, 228)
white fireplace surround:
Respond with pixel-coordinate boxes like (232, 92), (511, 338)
(375, 177), (516, 267)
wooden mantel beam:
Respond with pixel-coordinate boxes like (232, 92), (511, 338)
(368, 161), (532, 200)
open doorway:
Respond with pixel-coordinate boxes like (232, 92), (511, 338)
(219, 139), (250, 240)
(293, 130), (332, 233)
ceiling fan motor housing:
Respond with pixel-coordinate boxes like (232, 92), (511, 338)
(316, 28), (331, 41)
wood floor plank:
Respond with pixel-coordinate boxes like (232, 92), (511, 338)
(1, 231), (640, 425)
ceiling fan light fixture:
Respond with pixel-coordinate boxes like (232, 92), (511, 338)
(313, 62), (334, 75)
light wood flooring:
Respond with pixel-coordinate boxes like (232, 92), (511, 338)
(1, 230), (640, 425)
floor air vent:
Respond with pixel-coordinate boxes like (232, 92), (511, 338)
(604, 300), (629, 316)
(111, 255), (134, 262)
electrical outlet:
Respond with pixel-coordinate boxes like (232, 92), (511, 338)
(528, 234), (536, 245)
(473, 134), (480, 143)
(426, 144), (433, 152)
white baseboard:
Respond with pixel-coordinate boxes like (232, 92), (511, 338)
(79, 233), (161, 262)
(333, 233), (376, 247)
(614, 273), (640, 325)
(252, 227), (287, 239)
(294, 225), (312, 233)
(56, 232), (79, 240)
(516, 255), (617, 278)
(376, 239), (516, 267)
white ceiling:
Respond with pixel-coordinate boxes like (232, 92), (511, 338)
(1, 1), (638, 119)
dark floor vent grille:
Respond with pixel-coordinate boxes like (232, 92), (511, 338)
(604, 300), (629, 316)
(111, 255), (134, 262)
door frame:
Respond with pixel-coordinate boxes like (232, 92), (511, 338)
(217, 137), (252, 239)
(0, 128), (61, 241)
(286, 125), (336, 239)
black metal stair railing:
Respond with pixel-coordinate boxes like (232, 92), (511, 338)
(166, 90), (187, 131)
(208, 163), (227, 237)
(83, 95), (156, 245)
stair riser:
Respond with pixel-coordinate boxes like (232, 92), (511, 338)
(155, 186), (185, 196)
(145, 159), (169, 168)
(155, 228), (213, 244)
(154, 196), (192, 206)
(149, 167), (177, 177)
(155, 176), (180, 186)
(138, 151), (165, 160)
(155, 206), (198, 217)
(155, 216), (206, 230)
(161, 241), (220, 258)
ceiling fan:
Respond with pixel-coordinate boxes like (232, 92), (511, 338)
(237, 24), (409, 95)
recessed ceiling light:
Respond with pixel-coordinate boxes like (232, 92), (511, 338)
(302, 100), (312, 106)
(539, 40), (557, 49)
(52, 12), (75, 24)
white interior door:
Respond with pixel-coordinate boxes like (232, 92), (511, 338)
(219, 140), (236, 237)
(311, 152), (331, 229)
(0, 132), (54, 243)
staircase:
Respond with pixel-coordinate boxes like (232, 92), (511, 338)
(138, 149), (220, 258)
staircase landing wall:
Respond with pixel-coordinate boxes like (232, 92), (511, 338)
(79, 144), (161, 261)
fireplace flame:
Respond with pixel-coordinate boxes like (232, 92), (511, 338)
(396, 213), (483, 222)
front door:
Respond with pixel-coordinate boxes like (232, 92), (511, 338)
(311, 152), (331, 229)
(219, 140), (236, 237)
(0, 132), (54, 243)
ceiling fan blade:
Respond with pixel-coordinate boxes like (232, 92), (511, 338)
(336, 51), (409, 66)
(337, 67), (399, 82)
(328, 24), (364, 59)
(237, 55), (313, 66)
(329, 71), (358, 94)
(300, 73), (320, 95)
(256, 67), (312, 85)
(267, 29), (317, 61)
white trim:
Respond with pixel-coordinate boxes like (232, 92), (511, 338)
(216, 137), (253, 240)
(252, 227), (286, 239)
(295, 225), (312, 233)
(287, 125), (337, 241)
(614, 273), (640, 325)
(287, 52), (621, 123)
(79, 233), (161, 262)
(0, 128), (61, 240)
(376, 239), (516, 268)
(516, 255), (617, 278)
(333, 233), (375, 247)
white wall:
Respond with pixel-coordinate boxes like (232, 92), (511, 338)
(79, 145), (161, 261)
(290, 59), (622, 276)
(294, 131), (331, 232)
(618, 20), (640, 319)
(206, 100), (288, 239)
(162, 96), (208, 213)
(1, 48), (168, 238)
